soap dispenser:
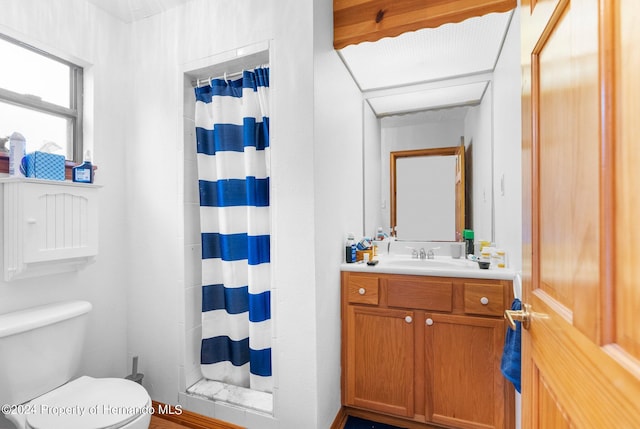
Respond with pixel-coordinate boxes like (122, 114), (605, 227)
(72, 150), (93, 183)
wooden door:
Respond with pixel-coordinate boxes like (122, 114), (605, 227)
(521, 0), (640, 427)
(345, 305), (415, 417)
(426, 313), (507, 429)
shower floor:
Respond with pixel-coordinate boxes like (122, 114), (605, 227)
(187, 379), (273, 414)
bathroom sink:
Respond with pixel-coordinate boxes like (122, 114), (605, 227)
(383, 257), (476, 270)
(342, 252), (515, 280)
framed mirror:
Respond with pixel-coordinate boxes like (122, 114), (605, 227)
(341, 11), (516, 244)
(390, 144), (464, 241)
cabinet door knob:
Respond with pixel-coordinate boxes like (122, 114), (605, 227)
(425, 318), (434, 326)
(480, 297), (489, 305)
(405, 315), (413, 323)
(358, 288), (366, 295)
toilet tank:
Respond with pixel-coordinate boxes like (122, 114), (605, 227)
(0, 301), (92, 406)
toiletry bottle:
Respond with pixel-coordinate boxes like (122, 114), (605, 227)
(463, 229), (474, 258)
(9, 132), (26, 178)
(345, 233), (357, 263)
(376, 227), (385, 241)
(73, 150), (93, 183)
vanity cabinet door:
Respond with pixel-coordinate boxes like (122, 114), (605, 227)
(345, 305), (415, 417)
(424, 313), (506, 429)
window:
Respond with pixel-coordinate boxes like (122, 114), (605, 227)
(0, 34), (83, 163)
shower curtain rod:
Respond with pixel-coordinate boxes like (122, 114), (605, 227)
(192, 64), (268, 88)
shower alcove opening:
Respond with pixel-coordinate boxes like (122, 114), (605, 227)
(180, 42), (274, 419)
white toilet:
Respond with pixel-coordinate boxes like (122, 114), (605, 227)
(0, 301), (151, 429)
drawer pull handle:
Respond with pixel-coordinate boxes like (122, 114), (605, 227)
(480, 297), (489, 305)
(426, 318), (434, 326)
(405, 316), (413, 323)
(358, 288), (366, 295)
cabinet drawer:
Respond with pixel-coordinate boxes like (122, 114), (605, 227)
(387, 278), (452, 312)
(464, 282), (504, 316)
(347, 275), (379, 305)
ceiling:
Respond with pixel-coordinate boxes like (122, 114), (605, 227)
(339, 10), (514, 117)
(85, 0), (194, 22)
(84, 1), (513, 117)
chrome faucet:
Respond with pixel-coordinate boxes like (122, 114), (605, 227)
(419, 248), (427, 260)
(425, 247), (440, 259)
(407, 247), (419, 258)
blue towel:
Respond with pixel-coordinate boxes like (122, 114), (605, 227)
(500, 298), (522, 393)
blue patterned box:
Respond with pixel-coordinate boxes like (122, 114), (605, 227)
(22, 151), (65, 181)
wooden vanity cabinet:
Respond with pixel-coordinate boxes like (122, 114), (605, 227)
(341, 271), (515, 429)
(346, 305), (415, 416)
(426, 313), (507, 429)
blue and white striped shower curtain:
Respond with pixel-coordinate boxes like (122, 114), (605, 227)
(194, 68), (272, 393)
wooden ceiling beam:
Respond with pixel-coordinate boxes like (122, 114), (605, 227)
(334, 0), (516, 50)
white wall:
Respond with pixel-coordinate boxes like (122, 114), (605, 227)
(492, 9), (522, 272)
(123, 0), (275, 427)
(271, 2), (319, 427)
(491, 10), (522, 426)
(464, 87), (494, 242)
(313, 1), (364, 427)
(363, 102), (382, 237)
(0, 0), (131, 383)
(126, 0), (361, 428)
(0, 1), (361, 428)
(0, 1), (131, 427)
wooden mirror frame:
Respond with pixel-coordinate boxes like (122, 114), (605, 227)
(390, 144), (465, 240)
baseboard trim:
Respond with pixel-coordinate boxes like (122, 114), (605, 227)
(152, 401), (244, 429)
(330, 407), (348, 429)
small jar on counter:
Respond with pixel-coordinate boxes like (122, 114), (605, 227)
(493, 250), (507, 268)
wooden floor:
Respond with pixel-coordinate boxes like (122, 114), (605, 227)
(150, 415), (192, 429)
(149, 401), (243, 429)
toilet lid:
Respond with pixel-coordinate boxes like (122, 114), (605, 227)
(26, 376), (150, 429)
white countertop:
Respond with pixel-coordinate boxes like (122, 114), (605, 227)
(341, 254), (516, 281)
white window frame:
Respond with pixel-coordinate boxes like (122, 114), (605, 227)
(0, 34), (83, 162)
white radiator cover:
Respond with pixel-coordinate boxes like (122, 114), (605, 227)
(1, 178), (100, 281)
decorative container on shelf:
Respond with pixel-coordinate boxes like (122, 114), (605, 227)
(21, 151), (66, 181)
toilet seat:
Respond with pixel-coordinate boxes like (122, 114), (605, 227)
(25, 376), (150, 429)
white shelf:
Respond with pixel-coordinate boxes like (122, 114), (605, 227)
(1, 178), (101, 281)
